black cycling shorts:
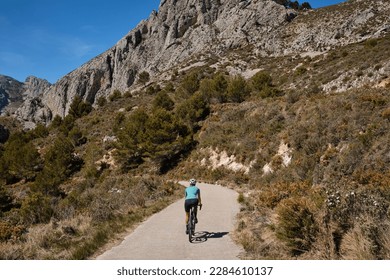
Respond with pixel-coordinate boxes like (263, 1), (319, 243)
(184, 198), (198, 212)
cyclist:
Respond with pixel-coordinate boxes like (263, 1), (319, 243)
(185, 178), (202, 234)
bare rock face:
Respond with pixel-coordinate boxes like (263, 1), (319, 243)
(15, 0), (390, 124)
(0, 75), (50, 118)
(24, 76), (51, 97)
(0, 75), (24, 112)
(8, 76), (51, 128)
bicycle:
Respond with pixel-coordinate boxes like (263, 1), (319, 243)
(187, 204), (201, 242)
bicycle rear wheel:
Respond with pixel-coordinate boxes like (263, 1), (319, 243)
(188, 208), (194, 242)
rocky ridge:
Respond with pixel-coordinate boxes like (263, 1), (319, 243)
(15, 0), (390, 125)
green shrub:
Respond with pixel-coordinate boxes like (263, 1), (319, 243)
(0, 132), (41, 184)
(117, 106), (194, 172)
(152, 91), (175, 111)
(198, 73), (229, 103)
(113, 112), (126, 132)
(164, 82), (175, 92)
(227, 75), (250, 103)
(365, 39), (378, 48)
(123, 91), (133, 98)
(34, 136), (83, 195)
(58, 115), (76, 136)
(258, 86), (282, 99)
(250, 71), (282, 99)
(176, 91), (210, 131)
(237, 192), (245, 204)
(29, 123), (49, 139)
(145, 84), (161, 95)
(212, 72), (228, 103)
(181, 71), (201, 95)
(68, 95), (92, 118)
(116, 108), (148, 153)
(97, 96), (107, 107)
(198, 78), (215, 102)
(138, 71), (150, 85)
(144, 109), (193, 166)
(109, 90), (122, 102)
(251, 71), (272, 91)
(19, 192), (53, 224)
(68, 125), (87, 146)
(50, 115), (63, 128)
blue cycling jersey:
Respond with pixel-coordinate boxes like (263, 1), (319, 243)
(185, 186), (200, 200)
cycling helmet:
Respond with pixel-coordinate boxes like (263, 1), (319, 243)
(189, 178), (196, 185)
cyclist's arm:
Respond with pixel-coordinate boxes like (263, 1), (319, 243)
(198, 190), (202, 205)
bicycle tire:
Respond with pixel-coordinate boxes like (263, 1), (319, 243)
(188, 208), (193, 242)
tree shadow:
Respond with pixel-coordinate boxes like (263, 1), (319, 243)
(190, 231), (229, 244)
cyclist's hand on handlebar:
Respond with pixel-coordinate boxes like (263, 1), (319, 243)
(199, 204), (202, 210)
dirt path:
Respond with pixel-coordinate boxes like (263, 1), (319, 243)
(96, 182), (243, 260)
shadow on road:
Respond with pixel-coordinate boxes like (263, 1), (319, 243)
(190, 231), (229, 244)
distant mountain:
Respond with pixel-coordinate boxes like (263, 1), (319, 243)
(0, 75), (24, 113)
(0, 75), (51, 118)
(14, 0), (390, 124)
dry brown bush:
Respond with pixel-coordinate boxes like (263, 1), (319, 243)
(339, 221), (376, 260)
(0, 221), (25, 242)
(275, 197), (318, 256)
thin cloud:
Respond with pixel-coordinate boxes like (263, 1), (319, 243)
(0, 51), (27, 66)
(58, 37), (95, 58)
(25, 27), (96, 59)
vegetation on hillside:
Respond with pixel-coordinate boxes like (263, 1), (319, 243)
(171, 34), (390, 260)
(0, 28), (389, 259)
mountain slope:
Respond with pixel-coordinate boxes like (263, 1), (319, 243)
(15, 0), (390, 124)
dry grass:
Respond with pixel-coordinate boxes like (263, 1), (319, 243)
(339, 222), (376, 260)
(0, 176), (182, 259)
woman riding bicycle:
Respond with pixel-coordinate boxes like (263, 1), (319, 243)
(185, 178), (202, 234)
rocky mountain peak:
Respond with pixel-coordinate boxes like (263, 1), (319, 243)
(24, 76), (51, 97)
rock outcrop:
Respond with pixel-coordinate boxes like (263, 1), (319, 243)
(15, 0), (390, 124)
(0, 75), (50, 117)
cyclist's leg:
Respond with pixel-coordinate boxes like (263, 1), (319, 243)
(185, 200), (191, 222)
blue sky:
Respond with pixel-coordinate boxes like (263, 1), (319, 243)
(0, 0), (344, 84)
